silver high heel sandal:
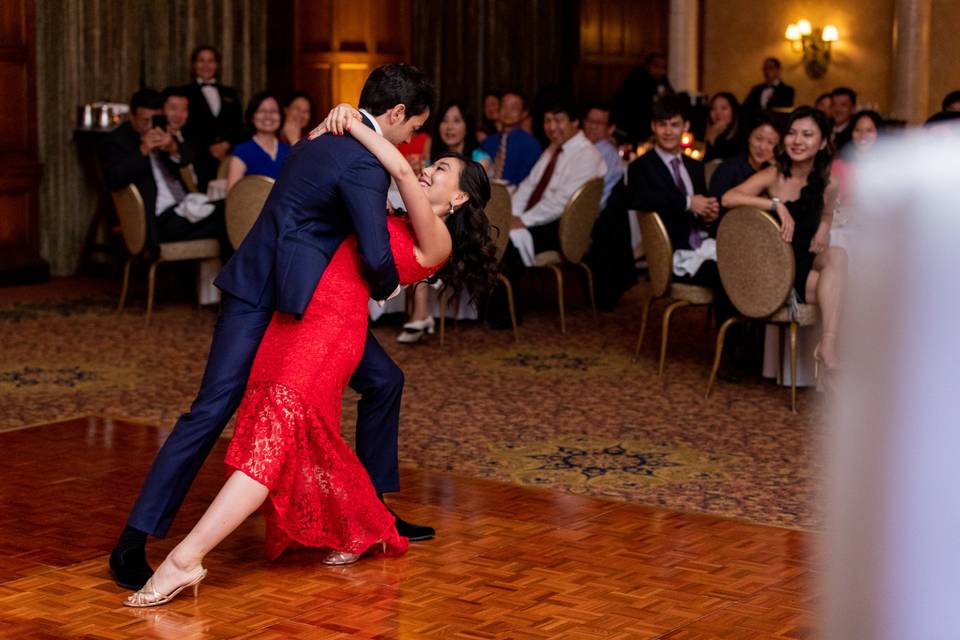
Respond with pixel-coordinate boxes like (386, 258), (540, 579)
(123, 566), (207, 608)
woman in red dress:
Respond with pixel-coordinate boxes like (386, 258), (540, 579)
(125, 106), (497, 607)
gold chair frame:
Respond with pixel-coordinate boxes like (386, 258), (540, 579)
(113, 184), (221, 326)
(225, 175), (275, 249)
(530, 177), (604, 335)
(703, 206), (819, 412)
(632, 211), (715, 376)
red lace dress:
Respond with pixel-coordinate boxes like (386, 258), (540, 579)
(225, 216), (442, 560)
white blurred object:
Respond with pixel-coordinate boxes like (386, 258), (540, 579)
(175, 193), (215, 223)
(206, 179), (227, 202)
(368, 283), (477, 323)
(824, 134), (960, 639)
(196, 258), (221, 305)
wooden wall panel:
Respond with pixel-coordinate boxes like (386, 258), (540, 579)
(575, 0), (669, 103)
(290, 0), (411, 115)
(0, 0), (45, 284)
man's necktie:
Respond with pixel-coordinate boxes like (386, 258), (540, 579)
(493, 132), (509, 180)
(159, 158), (186, 203)
(671, 156), (702, 249)
(524, 147), (563, 211)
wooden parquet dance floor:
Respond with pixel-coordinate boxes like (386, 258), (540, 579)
(0, 417), (815, 639)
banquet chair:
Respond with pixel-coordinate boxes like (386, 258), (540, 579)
(225, 175), (275, 249)
(217, 155), (232, 180)
(704, 206), (819, 412)
(112, 184), (221, 326)
(180, 166), (200, 193)
(704, 158), (723, 190)
(632, 211), (715, 376)
(530, 177), (604, 334)
(439, 180), (518, 344)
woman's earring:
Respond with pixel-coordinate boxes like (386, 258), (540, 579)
(449, 202), (455, 215)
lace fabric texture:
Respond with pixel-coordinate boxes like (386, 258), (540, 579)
(225, 216), (441, 560)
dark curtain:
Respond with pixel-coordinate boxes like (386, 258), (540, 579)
(411, 0), (580, 127)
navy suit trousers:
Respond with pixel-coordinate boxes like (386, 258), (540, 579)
(127, 293), (403, 538)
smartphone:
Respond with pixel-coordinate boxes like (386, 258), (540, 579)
(151, 114), (168, 130)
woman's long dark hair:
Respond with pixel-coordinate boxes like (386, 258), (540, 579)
(431, 151), (498, 303)
(431, 101), (480, 160)
(776, 106), (832, 212)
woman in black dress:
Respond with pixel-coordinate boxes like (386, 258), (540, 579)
(722, 107), (846, 377)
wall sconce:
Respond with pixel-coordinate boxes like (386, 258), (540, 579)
(785, 19), (839, 79)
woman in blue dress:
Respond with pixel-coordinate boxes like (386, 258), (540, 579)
(226, 92), (290, 191)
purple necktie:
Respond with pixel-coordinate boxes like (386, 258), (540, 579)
(671, 157), (702, 249)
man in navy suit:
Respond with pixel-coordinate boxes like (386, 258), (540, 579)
(110, 64), (435, 590)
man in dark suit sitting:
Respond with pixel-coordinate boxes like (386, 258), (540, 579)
(627, 95), (720, 286)
(101, 88), (226, 255)
(181, 45), (245, 191)
(743, 57), (795, 113)
(109, 64), (436, 590)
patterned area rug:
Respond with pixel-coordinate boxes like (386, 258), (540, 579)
(0, 277), (822, 530)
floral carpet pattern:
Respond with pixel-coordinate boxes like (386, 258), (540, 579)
(1, 277), (822, 529)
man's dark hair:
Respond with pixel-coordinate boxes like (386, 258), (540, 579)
(924, 110), (960, 128)
(815, 92), (832, 104)
(358, 64), (434, 119)
(644, 52), (666, 66)
(190, 45), (221, 65)
(130, 88), (163, 112)
(160, 86), (190, 104)
(831, 86), (857, 104)
(651, 94), (689, 122)
(941, 90), (960, 111)
(584, 100), (612, 115)
(501, 89), (528, 110)
(544, 96), (580, 123)
(764, 57), (781, 69)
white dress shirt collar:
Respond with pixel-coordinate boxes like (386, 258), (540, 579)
(359, 109), (383, 136)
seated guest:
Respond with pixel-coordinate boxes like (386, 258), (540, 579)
(942, 91), (960, 112)
(743, 57), (795, 112)
(582, 101), (626, 209)
(182, 45), (245, 191)
(830, 110), (883, 237)
(709, 113), (780, 210)
(815, 93), (833, 117)
(723, 107), (846, 380)
(487, 98), (606, 327)
(430, 101), (491, 169)
(625, 95), (724, 303)
(159, 86), (199, 181)
(396, 101), (492, 344)
(509, 98), (606, 256)
(226, 92), (290, 191)
(102, 88), (226, 253)
(704, 92), (744, 161)
(279, 91), (312, 145)
(480, 90), (542, 186)
(924, 110), (960, 130)
(478, 90), (501, 143)
(830, 87), (857, 152)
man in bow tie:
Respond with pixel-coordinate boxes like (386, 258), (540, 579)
(181, 45), (245, 191)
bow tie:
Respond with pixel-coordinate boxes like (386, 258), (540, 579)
(199, 80), (217, 87)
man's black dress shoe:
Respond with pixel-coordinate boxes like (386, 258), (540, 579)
(389, 509), (435, 541)
(109, 546), (154, 591)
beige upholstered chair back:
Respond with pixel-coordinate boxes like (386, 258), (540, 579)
(558, 177), (603, 264)
(225, 175), (275, 249)
(638, 211), (673, 298)
(704, 159), (723, 189)
(485, 181), (514, 262)
(716, 206), (795, 318)
(112, 184), (147, 256)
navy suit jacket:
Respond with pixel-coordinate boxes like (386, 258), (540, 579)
(627, 149), (709, 252)
(214, 117), (400, 316)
